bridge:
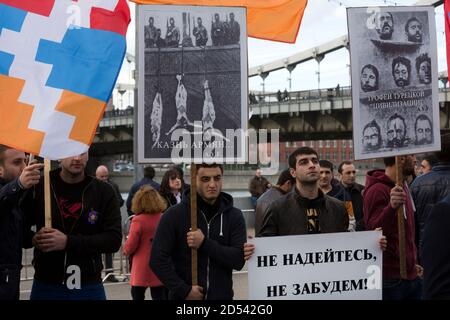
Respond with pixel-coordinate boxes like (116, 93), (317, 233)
(92, 84), (450, 158)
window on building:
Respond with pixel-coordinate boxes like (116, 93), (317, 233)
(319, 140), (323, 148)
(342, 140), (346, 148)
(326, 140), (330, 147)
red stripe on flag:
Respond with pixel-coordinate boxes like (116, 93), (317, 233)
(0, 0), (54, 16)
(90, 0), (130, 37)
(445, 0), (450, 75)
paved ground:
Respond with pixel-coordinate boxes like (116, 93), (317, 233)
(19, 270), (249, 300)
(19, 228), (255, 300)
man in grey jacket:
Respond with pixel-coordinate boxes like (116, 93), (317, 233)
(254, 169), (294, 235)
(258, 147), (348, 236)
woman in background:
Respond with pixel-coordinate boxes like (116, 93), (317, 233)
(159, 168), (183, 207)
(123, 185), (167, 300)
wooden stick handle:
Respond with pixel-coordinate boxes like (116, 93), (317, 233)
(44, 159), (52, 228)
(190, 163), (198, 286)
(395, 156), (407, 279)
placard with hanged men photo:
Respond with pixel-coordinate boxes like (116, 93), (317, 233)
(347, 6), (441, 160)
(137, 5), (248, 163)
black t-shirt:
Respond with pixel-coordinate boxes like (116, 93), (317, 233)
(198, 195), (221, 224)
(295, 188), (321, 234)
(53, 173), (90, 233)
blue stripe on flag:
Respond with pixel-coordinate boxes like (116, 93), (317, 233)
(35, 27), (126, 102)
(0, 3), (26, 34)
(0, 51), (14, 75)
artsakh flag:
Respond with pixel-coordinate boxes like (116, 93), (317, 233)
(131, 0), (308, 43)
(0, 0), (130, 159)
(445, 0), (450, 76)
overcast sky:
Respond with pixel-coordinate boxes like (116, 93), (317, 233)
(114, 0), (447, 106)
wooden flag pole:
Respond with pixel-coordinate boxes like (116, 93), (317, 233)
(190, 163), (198, 286)
(395, 156), (407, 279)
(44, 159), (52, 228)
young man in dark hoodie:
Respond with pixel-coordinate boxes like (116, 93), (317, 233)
(0, 145), (43, 300)
(363, 155), (422, 300)
(150, 163), (247, 300)
(29, 151), (122, 300)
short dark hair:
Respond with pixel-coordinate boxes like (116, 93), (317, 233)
(143, 166), (155, 179)
(383, 157), (396, 167)
(338, 160), (353, 174)
(319, 160), (334, 172)
(415, 53), (431, 73)
(421, 153), (439, 168)
(392, 56), (411, 76)
(196, 163), (224, 174)
(276, 169), (295, 186)
(288, 147), (318, 169)
(405, 17), (421, 33)
(0, 144), (13, 166)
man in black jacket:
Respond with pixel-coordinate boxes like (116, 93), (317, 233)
(29, 151), (122, 300)
(150, 163), (246, 300)
(258, 147), (349, 237)
(422, 193), (450, 299)
(411, 134), (450, 259)
(0, 145), (43, 300)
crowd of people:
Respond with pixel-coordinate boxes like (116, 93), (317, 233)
(1, 134), (450, 300)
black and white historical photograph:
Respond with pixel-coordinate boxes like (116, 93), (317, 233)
(137, 5), (248, 163)
(347, 6), (441, 160)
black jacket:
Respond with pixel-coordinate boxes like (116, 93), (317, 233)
(150, 190), (246, 300)
(422, 194), (450, 299)
(0, 178), (33, 299)
(30, 169), (122, 284)
(335, 182), (365, 231)
(126, 177), (160, 216)
(258, 188), (349, 236)
(410, 164), (450, 256)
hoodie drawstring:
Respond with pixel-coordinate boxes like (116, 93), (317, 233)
(219, 213), (223, 236)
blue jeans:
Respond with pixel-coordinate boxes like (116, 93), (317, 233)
(383, 278), (422, 300)
(30, 280), (106, 300)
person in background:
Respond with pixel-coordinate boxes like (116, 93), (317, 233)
(124, 186), (168, 300)
(95, 165), (124, 282)
(338, 161), (365, 231)
(126, 166), (160, 216)
(418, 154), (438, 175)
(0, 145), (43, 300)
(159, 168), (183, 208)
(248, 168), (271, 208)
(254, 169), (295, 235)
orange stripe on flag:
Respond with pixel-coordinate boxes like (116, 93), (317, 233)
(0, 75), (45, 155)
(55, 91), (106, 146)
(131, 0), (308, 43)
